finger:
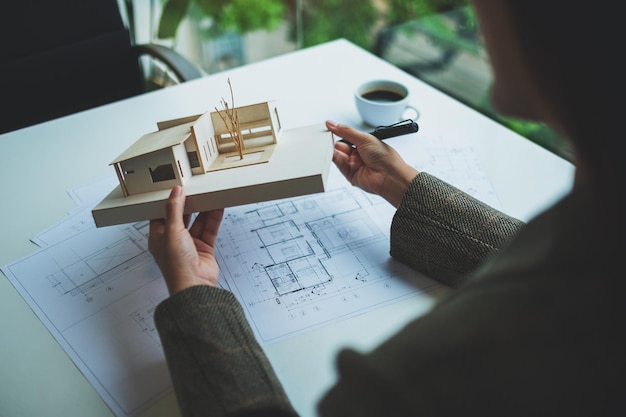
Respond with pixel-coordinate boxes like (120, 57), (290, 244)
(183, 213), (192, 229)
(148, 218), (165, 249)
(334, 140), (353, 154)
(332, 147), (351, 175)
(333, 141), (351, 162)
(201, 209), (224, 247)
(165, 186), (186, 231)
(149, 218), (165, 233)
(326, 120), (377, 148)
(190, 208), (224, 248)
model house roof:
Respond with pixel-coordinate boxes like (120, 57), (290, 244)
(110, 121), (195, 164)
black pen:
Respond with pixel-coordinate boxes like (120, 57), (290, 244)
(339, 119), (419, 147)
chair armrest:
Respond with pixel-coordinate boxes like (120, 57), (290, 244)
(133, 43), (204, 82)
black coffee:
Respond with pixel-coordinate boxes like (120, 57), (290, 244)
(361, 90), (404, 102)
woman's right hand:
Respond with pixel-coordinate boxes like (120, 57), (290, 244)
(326, 120), (419, 208)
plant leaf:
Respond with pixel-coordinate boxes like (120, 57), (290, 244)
(158, 0), (191, 39)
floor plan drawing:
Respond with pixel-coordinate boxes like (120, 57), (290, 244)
(48, 222), (150, 297)
(215, 186), (436, 343)
(5, 217), (170, 417)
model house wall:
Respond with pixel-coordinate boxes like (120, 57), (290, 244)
(110, 101), (281, 197)
(189, 112), (219, 174)
(119, 142), (191, 195)
(211, 101), (281, 153)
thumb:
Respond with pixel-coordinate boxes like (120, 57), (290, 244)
(326, 120), (377, 148)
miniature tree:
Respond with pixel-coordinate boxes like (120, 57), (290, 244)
(214, 78), (244, 159)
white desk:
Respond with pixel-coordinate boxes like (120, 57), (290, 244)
(0, 39), (574, 417)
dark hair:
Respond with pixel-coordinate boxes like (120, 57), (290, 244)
(506, 2), (622, 230)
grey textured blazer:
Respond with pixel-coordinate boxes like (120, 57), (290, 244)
(155, 173), (620, 416)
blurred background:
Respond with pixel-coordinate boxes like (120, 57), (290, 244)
(120, 0), (572, 161)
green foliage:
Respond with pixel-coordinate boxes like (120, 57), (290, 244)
(158, 0), (190, 38)
(157, 0), (470, 48)
(220, 0), (285, 33)
(158, 0), (285, 39)
(385, 0), (468, 24)
(391, 4), (479, 54)
(296, 0), (378, 49)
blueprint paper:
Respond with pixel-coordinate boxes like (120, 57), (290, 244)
(2, 132), (500, 417)
(214, 186), (440, 344)
(5, 220), (168, 417)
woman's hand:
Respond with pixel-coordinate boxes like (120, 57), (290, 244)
(326, 120), (419, 208)
(148, 186), (224, 295)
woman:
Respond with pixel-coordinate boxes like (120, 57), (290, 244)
(148, 1), (624, 415)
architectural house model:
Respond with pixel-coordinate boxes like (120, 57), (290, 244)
(92, 100), (335, 227)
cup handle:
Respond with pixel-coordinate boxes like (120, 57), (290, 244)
(403, 105), (420, 121)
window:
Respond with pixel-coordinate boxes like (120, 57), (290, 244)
(149, 164), (176, 182)
(188, 151), (200, 168)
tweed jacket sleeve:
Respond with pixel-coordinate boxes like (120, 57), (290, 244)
(154, 286), (299, 417)
(391, 172), (525, 287)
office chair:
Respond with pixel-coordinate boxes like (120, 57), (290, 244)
(0, 0), (203, 134)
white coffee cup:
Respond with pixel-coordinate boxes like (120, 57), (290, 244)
(354, 79), (419, 127)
